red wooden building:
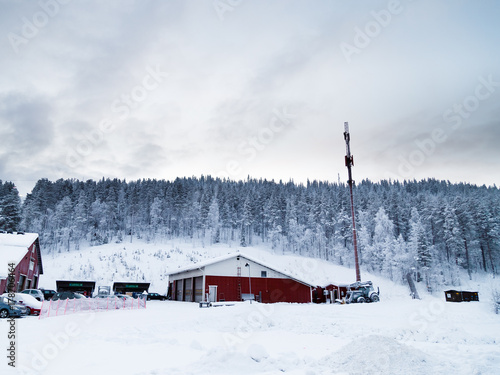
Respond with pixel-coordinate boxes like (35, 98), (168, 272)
(0, 232), (43, 293)
(168, 253), (314, 304)
(312, 284), (351, 303)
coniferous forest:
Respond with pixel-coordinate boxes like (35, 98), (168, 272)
(1, 177), (499, 289)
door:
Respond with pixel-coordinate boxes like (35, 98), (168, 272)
(208, 285), (217, 303)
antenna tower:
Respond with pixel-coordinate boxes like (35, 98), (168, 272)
(343, 122), (361, 282)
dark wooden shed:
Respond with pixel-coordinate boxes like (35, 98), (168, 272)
(444, 290), (479, 302)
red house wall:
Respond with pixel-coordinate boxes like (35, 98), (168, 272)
(312, 284), (349, 303)
(0, 279), (7, 293)
(205, 275), (311, 303)
(15, 242), (40, 290)
(0, 240), (40, 293)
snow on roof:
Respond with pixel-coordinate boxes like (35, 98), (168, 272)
(167, 252), (316, 287)
(0, 232), (38, 248)
(0, 232), (39, 279)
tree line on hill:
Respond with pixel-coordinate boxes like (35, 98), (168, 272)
(2, 177), (499, 289)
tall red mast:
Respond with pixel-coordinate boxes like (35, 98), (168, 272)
(344, 122), (361, 282)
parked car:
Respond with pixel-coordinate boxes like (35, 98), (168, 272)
(0, 296), (27, 318)
(147, 293), (167, 301)
(1, 293), (42, 315)
(39, 288), (56, 300)
(51, 292), (86, 301)
(21, 289), (44, 301)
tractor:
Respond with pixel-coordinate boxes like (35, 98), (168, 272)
(344, 281), (380, 303)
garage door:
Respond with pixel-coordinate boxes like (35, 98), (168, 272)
(175, 280), (183, 301)
(194, 277), (203, 302)
(184, 278), (192, 302)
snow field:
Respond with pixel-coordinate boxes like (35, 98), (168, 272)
(3, 295), (498, 375)
(2, 239), (499, 374)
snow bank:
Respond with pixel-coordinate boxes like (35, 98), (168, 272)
(6, 299), (499, 375)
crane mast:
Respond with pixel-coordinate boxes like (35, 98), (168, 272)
(344, 122), (361, 282)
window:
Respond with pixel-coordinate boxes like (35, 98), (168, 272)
(261, 271), (267, 278)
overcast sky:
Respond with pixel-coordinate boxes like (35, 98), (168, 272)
(1, 0), (499, 197)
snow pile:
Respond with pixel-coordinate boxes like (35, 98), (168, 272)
(328, 335), (440, 375)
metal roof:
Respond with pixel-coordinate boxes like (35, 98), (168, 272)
(167, 252), (316, 287)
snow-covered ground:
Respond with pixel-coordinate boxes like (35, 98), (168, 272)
(2, 240), (500, 374)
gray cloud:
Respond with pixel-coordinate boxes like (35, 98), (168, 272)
(0, 92), (54, 155)
(1, 0), (500, 196)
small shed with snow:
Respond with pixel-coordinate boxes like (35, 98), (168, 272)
(0, 232), (43, 293)
(444, 290), (479, 302)
(167, 253), (314, 304)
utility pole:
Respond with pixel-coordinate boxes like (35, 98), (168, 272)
(344, 122), (361, 282)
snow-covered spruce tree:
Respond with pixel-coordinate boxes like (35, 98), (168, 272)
(54, 196), (73, 251)
(373, 207), (396, 279)
(150, 196), (164, 241)
(240, 195), (253, 247)
(357, 210), (373, 269)
(73, 192), (88, 250)
(0, 181), (22, 232)
(442, 203), (464, 284)
(409, 207), (432, 289)
(474, 200), (498, 275)
(207, 195), (221, 245)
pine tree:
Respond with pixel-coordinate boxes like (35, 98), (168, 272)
(409, 208), (431, 287)
(0, 181), (22, 232)
(372, 207), (395, 276)
(207, 195), (220, 244)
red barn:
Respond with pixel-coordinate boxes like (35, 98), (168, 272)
(0, 232), (43, 293)
(168, 253), (314, 304)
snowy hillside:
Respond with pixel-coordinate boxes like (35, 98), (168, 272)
(40, 239), (412, 298)
(40, 239), (498, 302)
